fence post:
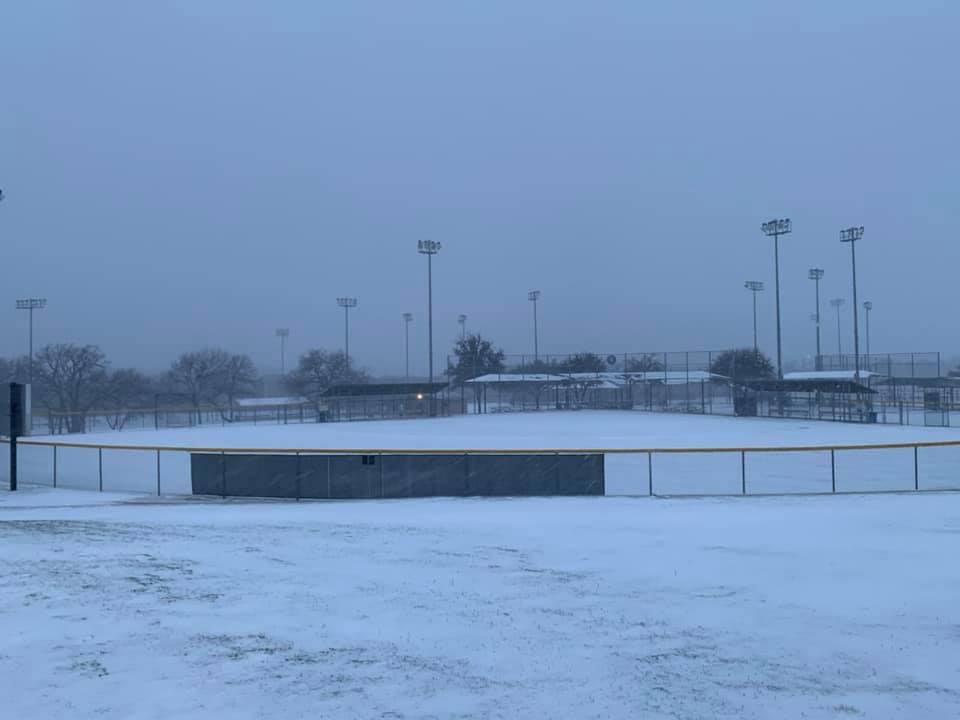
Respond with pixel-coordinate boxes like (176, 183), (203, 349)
(647, 451), (653, 496)
(740, 451), (746, 495)
(295, 451), (301, 501)
(914, 446), (919, 491)
(53, 445), (57, 488)
(98, 447), (103, 492)
(156, 449), (161, 496)
(221, 451), (227, 498)
(831, 449), (836, 493)
(379, 452), (384, 498)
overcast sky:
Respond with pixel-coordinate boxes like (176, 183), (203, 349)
(1, 1), (957, 375)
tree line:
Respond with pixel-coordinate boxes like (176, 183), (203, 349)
(0, 345), (262, 432)
(0, 342), (387, 433)
(448, 335), (775, 381)
(0, 336), (778, 433)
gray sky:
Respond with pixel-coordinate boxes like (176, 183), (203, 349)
(2, 1), (958, 375)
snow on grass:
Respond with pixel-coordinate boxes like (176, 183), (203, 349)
(8, 411), (960, 496)
(24, 410), (960, 450)
(2, 488), (960, 718)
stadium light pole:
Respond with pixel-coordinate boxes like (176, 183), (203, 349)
(761, 218), (792, 379)
(863, 301), (873, 365)
(418, 240), (441, 416)
(528, 290), (541, 362)
(336, 297), (357, 372)
(840, 226), (864, 380)
(402, 312), (413, 380)
(458, 313), (467, 341)
(808, 268), (824, 371)
(830, 298), (845, 358)
(275, 328), (289, 375)
(743, 281), (764, 351)
(16, 298), (47, 387)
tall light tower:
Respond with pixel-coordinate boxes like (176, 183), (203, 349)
(16, 298), (47, 387)
(808, 268), (824, 370)
(761, 218), (792, 379)
(417, 239), (441, 415)
(830, 298), (845, 358)
(840, 226), (864, 380)
(743, 281), (764, 351)
(275, 328), (290, 375)
(528, 290), (541, 362)
(336, 297), (357, 372)
(863, 301), (873, 365)
(402, 312), (413, 380)
(458, 314), (467, 341)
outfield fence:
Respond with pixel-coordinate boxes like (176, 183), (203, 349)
(2, 437), (959, 499)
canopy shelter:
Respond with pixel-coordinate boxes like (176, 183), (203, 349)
(783, 370), (882, 382)
(736, 378), (877, 422)
(319, 382), (449, 421)
(460, 371), (729, 414)
(322, 382), (448, 398)
(742, 379), (876, 394)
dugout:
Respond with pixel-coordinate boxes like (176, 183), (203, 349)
(321, 381), (449, 421)
(737, 378), (877, 422)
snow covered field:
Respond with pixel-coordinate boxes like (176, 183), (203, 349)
(5, 411), (960, 496)
(2, 488), (959, 719)
(21, 410), (960, 450)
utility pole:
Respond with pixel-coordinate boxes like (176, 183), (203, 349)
(863, 301), (873, 366)
(402, 313), (413, 380)
(16, 298), (48, 388)
(528, 290), (541, 362)
(336, 298), (357, 372)
(743, 281), (764, 351)
(830, 298), (845, 358)
(808, 268), (824, 371)
(761, 218), (792, 379)
(840, 226), (865, 380)
(417, 240), (442, 415)
(275, 328), (289, 375)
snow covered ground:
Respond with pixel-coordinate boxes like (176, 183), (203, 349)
(5, 411), (960, 496)
(2, 487), (960, 719)
(21, 410), (960, 450)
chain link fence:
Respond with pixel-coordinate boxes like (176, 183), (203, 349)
(4, 437), (960, 498)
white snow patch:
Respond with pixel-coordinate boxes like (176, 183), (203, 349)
(1, 490), (959, 718)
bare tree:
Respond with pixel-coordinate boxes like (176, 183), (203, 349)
(287, 349), (368, 417)
(98, 368), (155, 430)
(167, 349), (231, 417)
(625, 354), (665, 372)
(167, 349), (259, 422)
(34, 344), (109, 433)
(0, 356), (30, 386)
(214, 353), (260, 420)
